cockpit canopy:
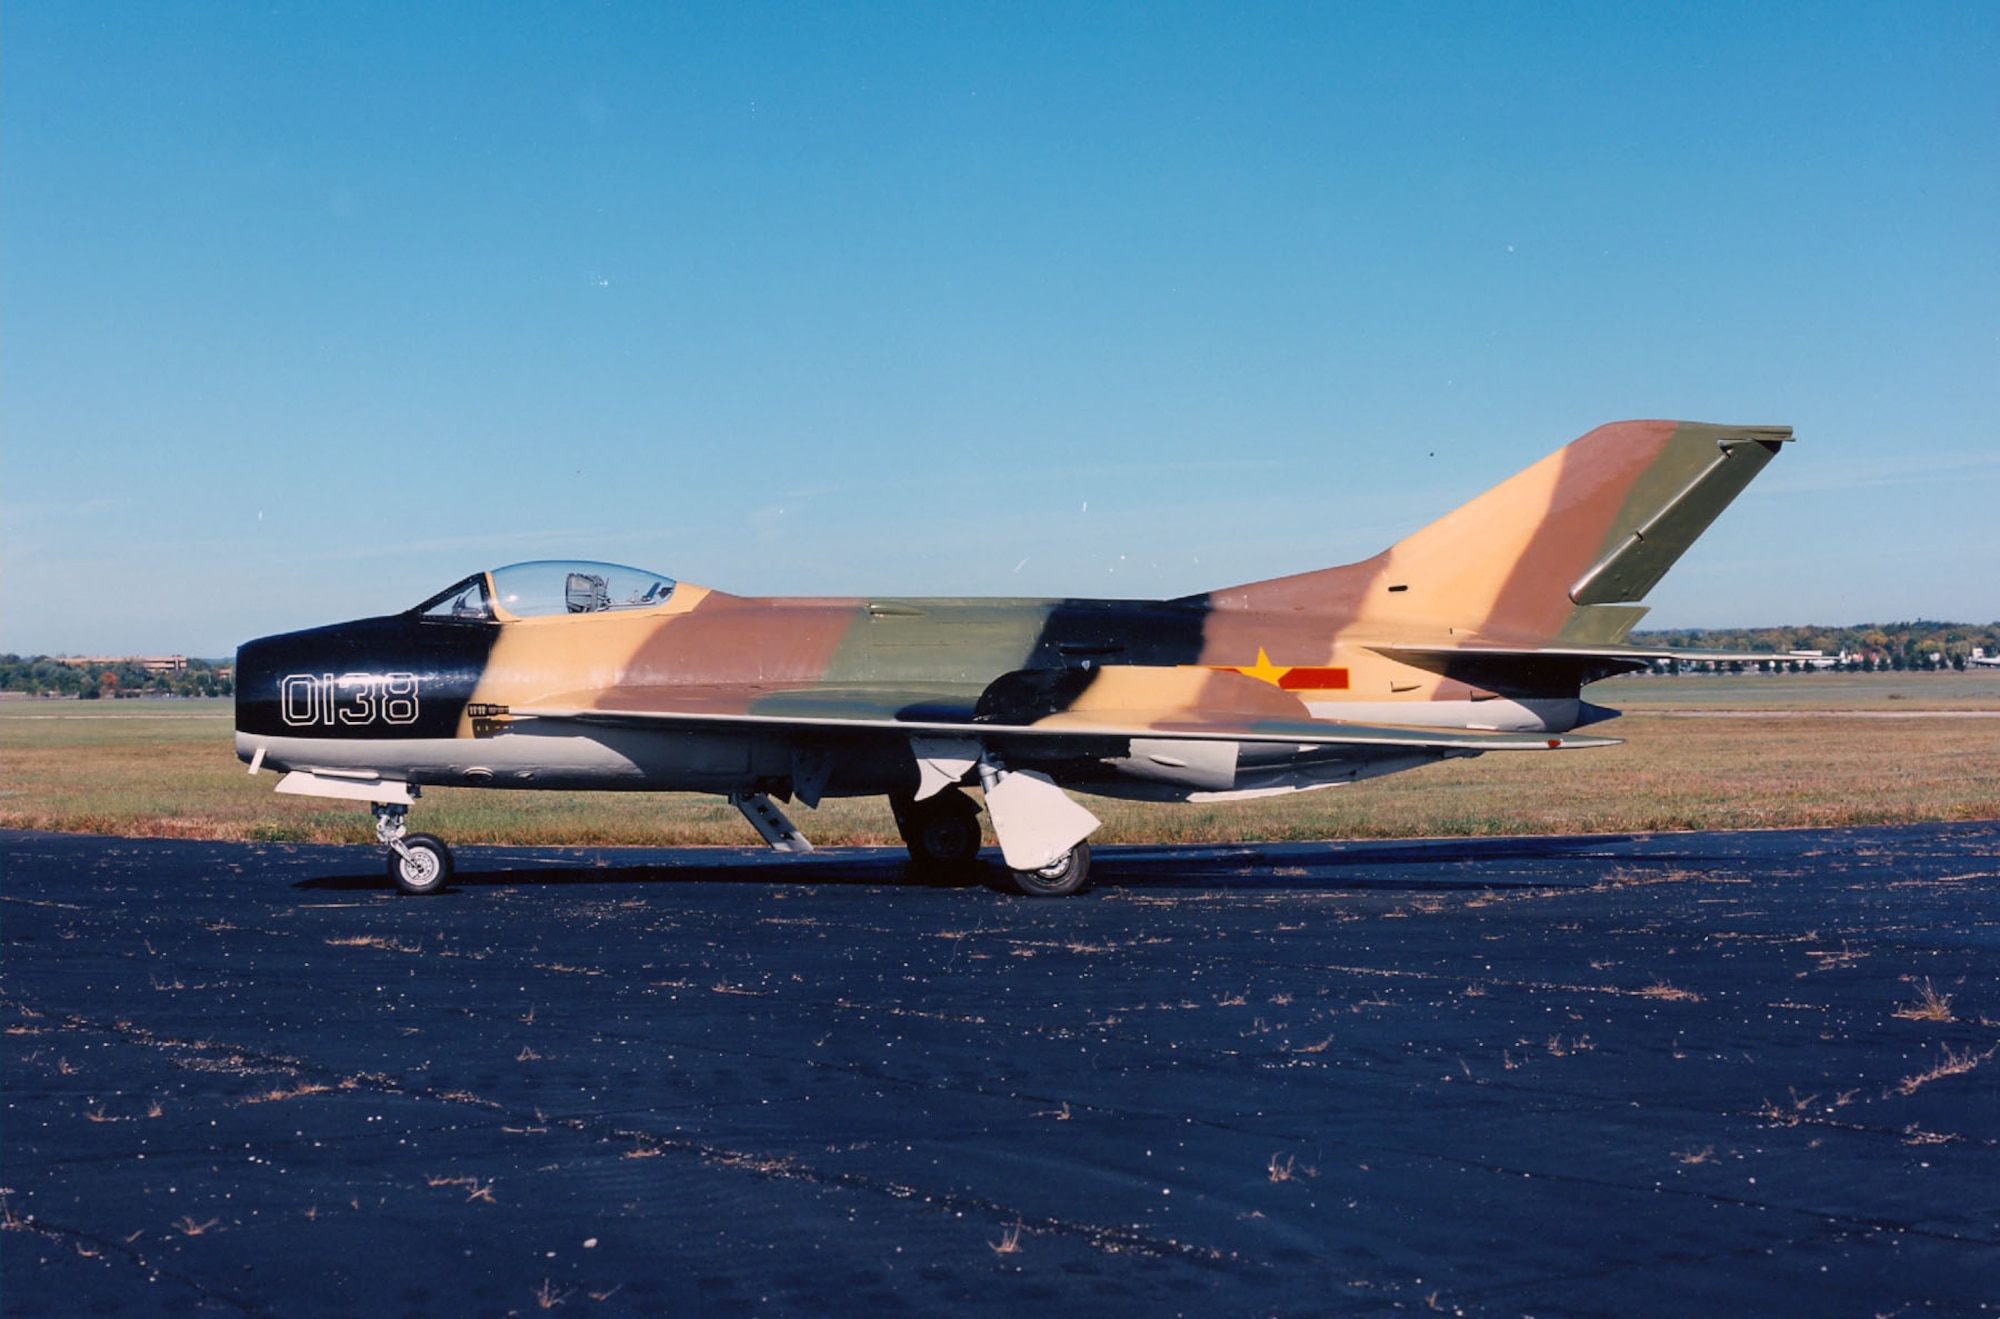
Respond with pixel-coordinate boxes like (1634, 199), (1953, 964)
(414, 561), (677, 622)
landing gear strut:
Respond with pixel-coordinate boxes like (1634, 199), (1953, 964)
(373, 802), (453, 895)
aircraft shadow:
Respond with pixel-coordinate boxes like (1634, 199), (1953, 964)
(293, 834), (1632, 896)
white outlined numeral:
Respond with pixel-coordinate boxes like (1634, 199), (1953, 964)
(279, 673), (421, 728)
(381, 673), (419, 725)
(336, 674), (376, 725)
(281, 674), (324, 726)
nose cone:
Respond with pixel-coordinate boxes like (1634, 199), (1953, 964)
(233, 630), (295, 744)
(233, 613), (498, 745)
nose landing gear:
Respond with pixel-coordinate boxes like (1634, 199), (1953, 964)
(373, 802), (454, 895)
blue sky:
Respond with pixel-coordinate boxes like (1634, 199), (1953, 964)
(5, 2), (1996, 656)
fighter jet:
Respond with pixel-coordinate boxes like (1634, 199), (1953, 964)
(236, 419), (1790, 896)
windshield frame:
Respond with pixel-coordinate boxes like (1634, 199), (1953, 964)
(409, 573), (496, 624)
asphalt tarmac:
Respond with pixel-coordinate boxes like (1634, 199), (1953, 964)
(4, 823), (1997, 1317)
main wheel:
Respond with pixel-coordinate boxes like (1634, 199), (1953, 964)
(891, 790), (983, 875)
(1008, 841), (1091, 898)
(388, 833), (453, 895)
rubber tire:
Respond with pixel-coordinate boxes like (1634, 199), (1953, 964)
(1008, 841), (1091, 898)
(388, 833), (453, 895)
(893, 791), (983, 874)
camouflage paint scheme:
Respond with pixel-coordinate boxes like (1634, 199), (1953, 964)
(236, 420), (1790, 887)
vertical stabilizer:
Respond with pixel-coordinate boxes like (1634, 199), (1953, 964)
(1215, 420), (1790, 646)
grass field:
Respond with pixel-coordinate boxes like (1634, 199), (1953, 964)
(3, 672), (1996, 847)
(1592, 669), (2000, 710)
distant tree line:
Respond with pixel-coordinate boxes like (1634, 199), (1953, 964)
(4, 623), (1995, 695)
(0, 655), (235, 698)
(1630, 622), (2000, 672)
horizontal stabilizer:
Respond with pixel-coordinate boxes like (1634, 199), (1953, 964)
(1370, 640), (1812, 691)
(1369, 643), (1657, 690)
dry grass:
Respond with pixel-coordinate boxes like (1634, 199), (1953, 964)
(425, 1175), (498, 1203)
(325, 935), (423, 953)
(1890, 979), (1956, 1022)
(1889, 1043), (1996, 1097)
(240, 1082), (331, 1105)
(709, 1151), (798, 1176)
(1593, 671), (2000, 712)
(4, 681), (1997, 847)
(1268, 1153), (1317, 1182)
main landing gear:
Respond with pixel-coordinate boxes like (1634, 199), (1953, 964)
(373, 802), (454, 895)
(891, 788), (983, 878)
(889, 788), (1092, 897)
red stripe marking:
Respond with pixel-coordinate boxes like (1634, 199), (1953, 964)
(1277, 667), (1350, 691)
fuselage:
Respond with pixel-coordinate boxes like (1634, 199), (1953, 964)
(235, 572), (1594, 803)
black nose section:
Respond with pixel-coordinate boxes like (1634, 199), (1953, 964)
(234, 614), (497, 741)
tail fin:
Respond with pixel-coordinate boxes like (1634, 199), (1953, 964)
(1218, 420), (1791, 645)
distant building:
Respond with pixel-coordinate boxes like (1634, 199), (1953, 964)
(54, 656), (189, 674)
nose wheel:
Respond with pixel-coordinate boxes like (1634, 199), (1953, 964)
(373, 803), (454, 895)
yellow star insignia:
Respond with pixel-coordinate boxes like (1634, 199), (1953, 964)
(1232, 649), (1289, 687)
